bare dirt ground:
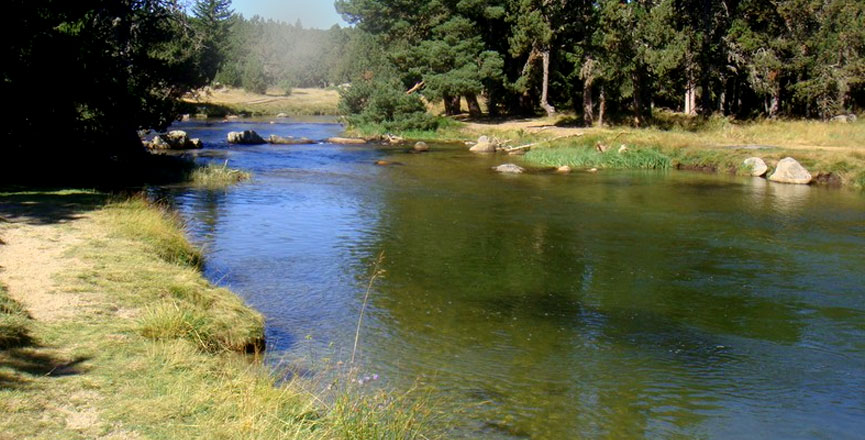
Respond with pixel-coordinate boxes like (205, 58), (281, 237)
(0, 222), (86, 322)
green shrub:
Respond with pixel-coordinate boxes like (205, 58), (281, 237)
(242, 59), (269, 94)
(339, 77), (439, 132)
(277, 77), (296, 96)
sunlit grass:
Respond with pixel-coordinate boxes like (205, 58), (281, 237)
(527, 145), (672, 170)
(184, 86), (340, 116)
(0, 192), (437, 439)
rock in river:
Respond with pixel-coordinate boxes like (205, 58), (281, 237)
(470, 136), (498, 153)
(326, 137), (368, 144)
(146, 130), (200, 150)
(769, 157), (812, 184)
(414, 141), (430, 152)
(743, 157), (768, 177)
(227, 130), (265, 145)
(493, 163), (525, 174)
(268, 135), (315, 145)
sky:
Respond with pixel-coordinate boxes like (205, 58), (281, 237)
(230, 0), (347, 29)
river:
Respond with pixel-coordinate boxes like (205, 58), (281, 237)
(161, 119), (865, 439)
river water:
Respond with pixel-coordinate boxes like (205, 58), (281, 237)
(163, 119), (865, 439)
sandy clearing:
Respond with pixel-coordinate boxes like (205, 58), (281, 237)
(0, 220), (87, 322)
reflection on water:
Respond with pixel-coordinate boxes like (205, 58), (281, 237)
(163, 119), (865, 439)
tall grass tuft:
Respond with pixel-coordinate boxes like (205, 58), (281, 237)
(0, 284), (31, 349)
(139, 297), (264, 353)
(526, 145), (672, 170)
(102, 198), (202, 267)
(325, 385), (438, 440)
(189, 162), (251, 189)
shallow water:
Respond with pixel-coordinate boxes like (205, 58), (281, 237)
(164, 119), (865, 439)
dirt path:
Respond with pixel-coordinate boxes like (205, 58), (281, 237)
(0, 222), (87, 322)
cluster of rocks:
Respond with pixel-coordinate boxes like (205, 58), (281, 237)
(226, 130), (319, 146)
(145, 130), (202, 150)
(743, 156), (812, 184)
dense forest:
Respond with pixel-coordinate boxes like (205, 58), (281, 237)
(329, 0), (865, 129)
(212, 16), (363, 93)
(3, 0), (236, 181)
(4, 0), (864, 169)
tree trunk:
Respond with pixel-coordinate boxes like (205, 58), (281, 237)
(685, 78), (697, 116)
(465, 93), (482, 117)
(769, 85), (780, 118)
(632, 72), (645, 127)
(598, 85), (606, 127)
(583, 78), (594, 127)
(487, 93), (499, 117)
(539, 50), (555, 117)
(443, 93), (462, 116)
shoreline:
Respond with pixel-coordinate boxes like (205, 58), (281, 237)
(346, 115), (865, 190)
(0, 190), (430, 439)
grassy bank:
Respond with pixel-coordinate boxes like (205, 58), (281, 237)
(0, 191), (433, 439)
(183, 87), (340, 117)
(356, 113), (865, 189)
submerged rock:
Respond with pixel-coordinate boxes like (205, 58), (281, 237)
(743, 157), (768, 177)
(769, 157), (812, 184)
(326, 137), (367, 144)
(413, 141), (429, 152)
(493, 163), (525, 174)
(267, 135), (315, 145)
(227, 130), (265, 145)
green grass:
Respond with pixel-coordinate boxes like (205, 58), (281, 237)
(0, 192), (435, 439)
(102, 198), (203, 267)
(187, 162), (252, 190)
(526, 145), (672, 170)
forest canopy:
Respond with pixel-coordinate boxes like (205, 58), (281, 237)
(332, 0), (865, 127)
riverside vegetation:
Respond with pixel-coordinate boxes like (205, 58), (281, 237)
(345, 114), (865, 189)
(0, 191), (434, 439)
